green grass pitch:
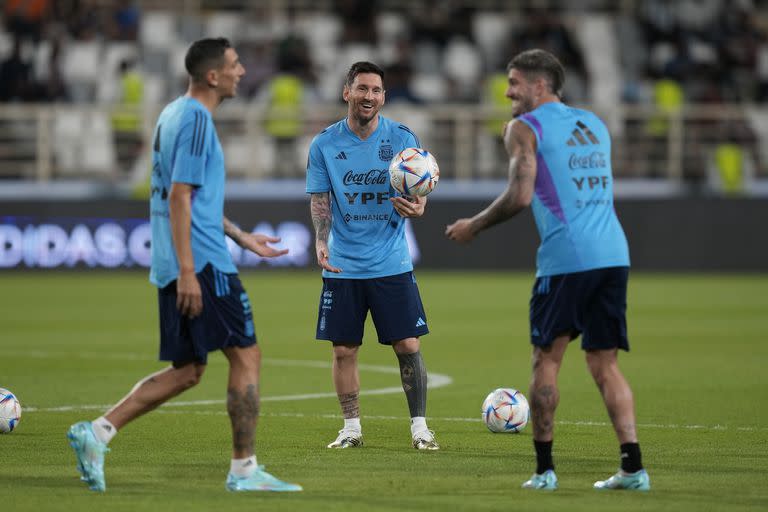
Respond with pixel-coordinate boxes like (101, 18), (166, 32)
(1, 270), (766, 511)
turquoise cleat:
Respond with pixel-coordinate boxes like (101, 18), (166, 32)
(594, 469), (650, 491)
(226, 466), (303, 492)
(521, 469), (558, 490)
(67, 422), (109, 492)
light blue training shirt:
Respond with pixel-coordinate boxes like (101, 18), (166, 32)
(149, 96), (236, 288)
(306, 115), (420, 278)
(517, 102), (630, 277)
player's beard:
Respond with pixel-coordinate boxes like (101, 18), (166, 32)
(511, 96), (533, 117)
(352, 102), (379, 126)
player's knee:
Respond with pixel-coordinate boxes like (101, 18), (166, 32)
(332, 344), (358, 363)
(392, 337), (420, 354)
(585, 352), (614, 383)
(178, 364), (205, 390)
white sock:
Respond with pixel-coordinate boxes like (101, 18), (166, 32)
(410, 416), (427, 436)
(344, 418), (361, 432)
(92, 417), (117, 445)
(230, 455), (257, 478)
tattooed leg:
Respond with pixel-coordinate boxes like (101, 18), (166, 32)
(529, 336), (568, 441)
(332, 344), (360, 418)
(223, 345), (262, 458)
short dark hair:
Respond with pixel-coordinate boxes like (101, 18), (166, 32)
(185, 38), (231, 82)
(507, 49), (565, 97)
(345, 61), (384, 88)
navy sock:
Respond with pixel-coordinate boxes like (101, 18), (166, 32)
(534, 440), (554, 474)
(620, 442), (643, 473)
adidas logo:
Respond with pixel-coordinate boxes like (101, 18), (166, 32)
(335, 151), (348, 160)
(532, 327), (540, 337)
(566, 121), (600, 146)
(415, 317), (426, 327)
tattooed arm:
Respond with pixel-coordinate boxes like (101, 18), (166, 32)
(445, 120), (538, 243)
(310, 192), (342, 273)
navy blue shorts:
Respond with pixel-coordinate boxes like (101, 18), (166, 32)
(529, 267), (629, 351)
(158, 263), (256, 364)
(316, 271), (429, 345)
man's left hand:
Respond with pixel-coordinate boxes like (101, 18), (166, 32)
(390, 195), (426, 218)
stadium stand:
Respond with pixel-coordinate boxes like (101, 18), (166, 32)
(0, 0), (766, 197)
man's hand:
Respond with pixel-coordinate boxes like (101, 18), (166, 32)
(316, 240), (342, 273)
(445, 218), (478, 244)
(390, 194), (426, 218)
(239, 232), (289, 258)
(176, 269), (203, 318)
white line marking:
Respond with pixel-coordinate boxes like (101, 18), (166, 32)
(23, 357), (452, 410)
(12, 352), (766, 432)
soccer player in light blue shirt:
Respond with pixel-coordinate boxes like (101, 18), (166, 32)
(67, 38), (301, 493)
(447, 49), (649, 492)
(307, 61), (439, 451)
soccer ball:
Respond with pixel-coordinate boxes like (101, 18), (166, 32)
(0, 388), (21, 434)
(482, 388), (529, 433)
(388, 147), (440, 197)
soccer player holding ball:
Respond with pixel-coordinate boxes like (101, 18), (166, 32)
(446, 49), (649, 491)
(306, 61), (439, 451)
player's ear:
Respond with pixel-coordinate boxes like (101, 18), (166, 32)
(342, 85), (350, 103)
(205, 68), (219, 89)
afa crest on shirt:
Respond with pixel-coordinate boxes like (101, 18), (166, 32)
(378, 144), (393, 161)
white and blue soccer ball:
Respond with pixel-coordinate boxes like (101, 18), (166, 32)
(0, 388), (21, 434)
(389, 147), (440, 197)
(482, 387), (530, 433)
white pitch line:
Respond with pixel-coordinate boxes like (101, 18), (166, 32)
(23, 357), (452, 412)
(11, 352), (766, 432)
(144, 410), (768, 433)
(23, 401), (766, 433)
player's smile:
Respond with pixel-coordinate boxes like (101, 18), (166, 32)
(344, 72), (385, 125)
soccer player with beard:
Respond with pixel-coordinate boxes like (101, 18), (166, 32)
(306, 61), (439, 451)
(446, 49), (649, 491)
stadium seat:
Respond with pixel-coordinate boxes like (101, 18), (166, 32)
(471, 12), (511, 70)
(53, 110), (84, 172)
(140, 12), (177, 50)
(81, 113), (116, 173)
(204, 12), (243, 40)
(443, 37), (482, 99)
(410, 73), (447, 102)
(61, 41), (102, 102)
(0, 30), (11, 58)
(375, 13), (408, 43)
(296, 12), (341, 46)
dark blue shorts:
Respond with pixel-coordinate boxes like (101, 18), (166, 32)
(316, 271), (429, 345)
(158, 263), (256, 364)
(529, 267), (629, 351)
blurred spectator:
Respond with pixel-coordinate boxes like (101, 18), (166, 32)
(0, 36), (33, 102)
(107, 0), (140, 41)
(4, 0), (49, 42)
(111, 58), (144, 174)
(407, 0), (474, 48)
(36, 37), (69, 102)
(335, 0), (377, 44)
(63, 0), (102, 41)
(505, 10), (588, 102)
(384, 61), (421, 104)
(237, 40), (276, 98)
(261, 34), (317, 177)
